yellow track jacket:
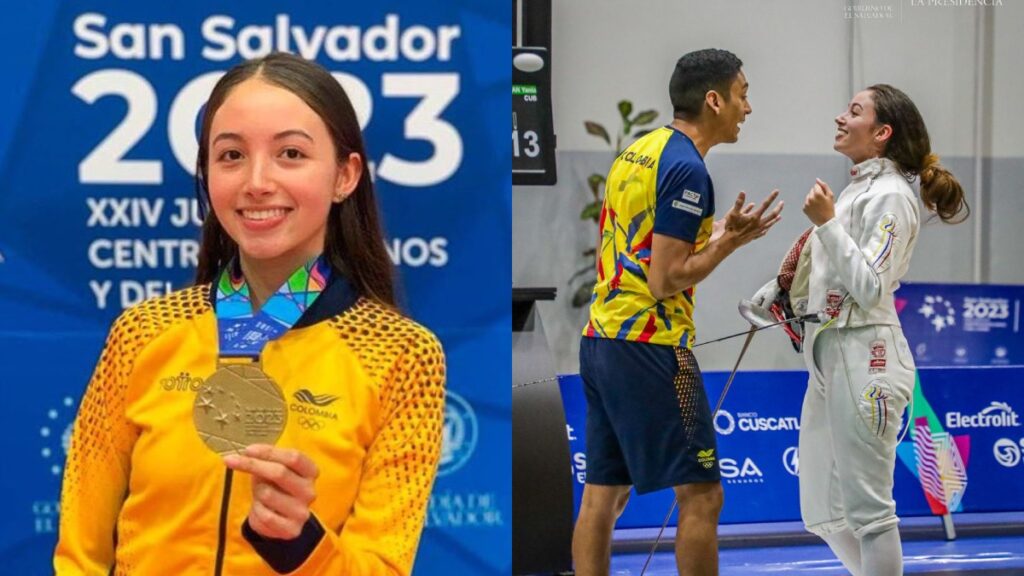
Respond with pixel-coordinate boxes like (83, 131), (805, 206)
(54, 276), (446, 575)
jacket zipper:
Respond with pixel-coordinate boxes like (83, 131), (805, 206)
(214, 469), (234, 576)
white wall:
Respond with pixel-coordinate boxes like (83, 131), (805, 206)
(550, 0), (1023, 157)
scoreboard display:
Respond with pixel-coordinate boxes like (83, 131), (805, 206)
(512, 47), (556, 185)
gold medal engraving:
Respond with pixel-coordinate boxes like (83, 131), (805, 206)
(193, 363), (286, 455)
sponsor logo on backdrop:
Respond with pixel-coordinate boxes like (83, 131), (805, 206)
(425, 490), (504, 528)
(993, 438), (1022, 468)
(918, 294), (957, 332)
(915, 342), (930, 361)
(565, 424), (587, 484)
(438, 390), (478, 477)
(33, 397), (77, 534)
(720, 457), (764, 484)
(33, 500), (61, 535)
(783, 446), (799, 476)
(572, 451), (586, 484)
(993, 346), (1010, 365)
(39, 397), (77, 478)
(714, 410), (735, 435)
(946, 402), (1020, 429)
(714, 409), (799, 436)
(954, 346), (969, 364)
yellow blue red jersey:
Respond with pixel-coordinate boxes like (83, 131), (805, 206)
(584, 126), (715, 347)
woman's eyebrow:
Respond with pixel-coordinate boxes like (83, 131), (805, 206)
(212, 132), (242, 145)
(211, 130), (314, 145)
(273, 129), (314, 142)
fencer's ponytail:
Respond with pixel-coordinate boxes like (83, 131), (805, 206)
(868, 84), (969, 224)
(918, 153), (969, 224)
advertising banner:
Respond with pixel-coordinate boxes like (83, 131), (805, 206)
(560, 365), (1024, 528)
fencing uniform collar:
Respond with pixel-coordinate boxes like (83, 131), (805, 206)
(849, 157), (899, 181)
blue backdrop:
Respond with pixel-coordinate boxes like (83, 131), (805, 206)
(561, 283), (1024, 529)
(0, 2), (510, 575)
(896, 282), (1022, 367)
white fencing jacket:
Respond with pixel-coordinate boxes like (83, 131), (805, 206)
(807, 157), (921, 328)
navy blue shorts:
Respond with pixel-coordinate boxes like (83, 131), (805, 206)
(579, 336), (720, 494)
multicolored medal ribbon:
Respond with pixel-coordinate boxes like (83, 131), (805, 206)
(214, 255), (332, 357)
(193, 255), (332, 455)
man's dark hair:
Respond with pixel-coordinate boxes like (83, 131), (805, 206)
(669, 49), (743, 120)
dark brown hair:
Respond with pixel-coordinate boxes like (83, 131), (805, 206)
(194, 52), (394, 305)
(868, 83), (969, 224)
(670, 48), (743, 121)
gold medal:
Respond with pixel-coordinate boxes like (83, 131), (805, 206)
(193, 362), (287, 455)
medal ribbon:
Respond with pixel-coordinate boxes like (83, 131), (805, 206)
(215, 255), (332, 358)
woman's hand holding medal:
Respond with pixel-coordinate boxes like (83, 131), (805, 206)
(224, 444), (320, 540)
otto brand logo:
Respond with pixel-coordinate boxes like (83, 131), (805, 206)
(993, 438), (1022, 468)
(293, 389), (340, 407)
(439, 390), (478, 477)
(697, 448), (716, 469)
(290, 389), (340, 422)
(714, 409), (799, 436)
(160, 371), (204, 392)
(782, 446), (799, 476)
(720, 457), (763, 483)
(946, 402), (1020, 429)
(918, 294), (956, 332)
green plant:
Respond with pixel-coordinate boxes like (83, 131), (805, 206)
(569, 100), (659, 307)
